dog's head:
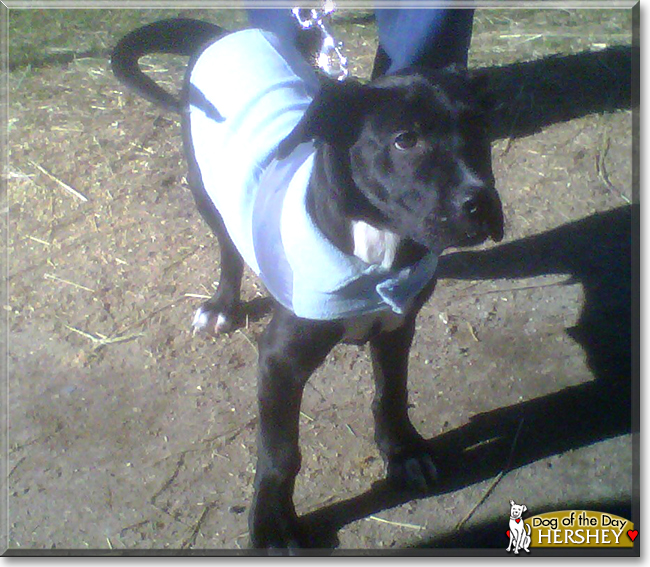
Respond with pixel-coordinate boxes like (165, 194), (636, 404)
(510, 500), (527, 519)
(279, 66), (504, 258)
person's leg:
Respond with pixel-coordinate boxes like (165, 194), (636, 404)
(372, 8), (474, 77)
(245, 4), (474, 77)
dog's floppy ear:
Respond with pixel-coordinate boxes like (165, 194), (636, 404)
(277, 78), (369, 158)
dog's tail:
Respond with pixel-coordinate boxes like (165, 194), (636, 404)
(111, 18), (225, 114)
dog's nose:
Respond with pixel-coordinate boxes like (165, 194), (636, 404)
(461, 193), (483, 218)
(455, 184), (504, 242)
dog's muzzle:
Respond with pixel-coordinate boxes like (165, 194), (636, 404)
(452, 183), (504, 244)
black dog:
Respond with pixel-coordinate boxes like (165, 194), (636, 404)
(112, 18), (503, 550)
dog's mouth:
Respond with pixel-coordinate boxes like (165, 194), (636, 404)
(459, 231), (493, 247)
(461, 218), (504, 246)
(417, 198), (504, 253)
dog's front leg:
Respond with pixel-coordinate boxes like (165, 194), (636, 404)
(370, 317), (438, 493)
(249, 308), (343, 551)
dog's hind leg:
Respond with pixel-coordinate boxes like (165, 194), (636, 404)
(249, 307), (343, 550)
(188, 171), (244, 334)
(182, 108), (244, 334)
(370, 317), (438, 493)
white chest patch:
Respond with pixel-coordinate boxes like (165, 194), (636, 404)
(352, 220), (401, 270)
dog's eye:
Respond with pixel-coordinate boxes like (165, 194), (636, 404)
(393, 131), (419, 151)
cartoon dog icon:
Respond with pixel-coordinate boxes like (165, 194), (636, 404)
(507, 500), (531, 554)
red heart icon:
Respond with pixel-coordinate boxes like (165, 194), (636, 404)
(628, 530), (638, 542)
(516, 518), (521, 523)
(506, 530), (511, 538)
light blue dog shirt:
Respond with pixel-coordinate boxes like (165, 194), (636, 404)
(189, 29), (439, 320)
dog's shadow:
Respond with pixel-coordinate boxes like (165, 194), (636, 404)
(299, 45), (636, 550)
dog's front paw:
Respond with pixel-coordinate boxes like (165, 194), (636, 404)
(386, 445), (438, 494)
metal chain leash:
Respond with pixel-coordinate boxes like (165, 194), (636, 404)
(291, 1), (349, 80)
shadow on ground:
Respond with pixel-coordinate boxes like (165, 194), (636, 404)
(477, 44), (635, 141)
(299, 45), (637, 550)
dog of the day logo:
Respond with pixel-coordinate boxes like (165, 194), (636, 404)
(506, 501), (636, 552)
(506, 500), (531, 554)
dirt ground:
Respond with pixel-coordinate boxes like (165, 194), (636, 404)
(4, 6), (637, 555)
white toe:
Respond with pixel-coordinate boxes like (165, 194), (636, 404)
(192, 306), (210, 330)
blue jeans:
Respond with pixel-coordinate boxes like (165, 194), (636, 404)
(245, 3), (474, 76)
